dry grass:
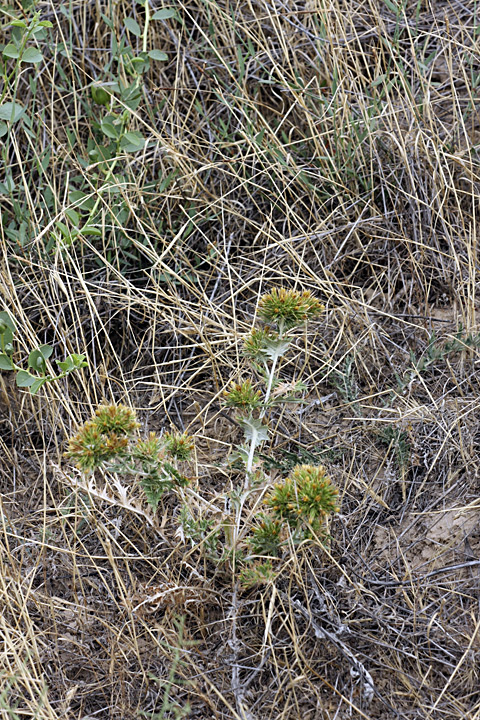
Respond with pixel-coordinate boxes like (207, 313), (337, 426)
(1, 0), (480, 717)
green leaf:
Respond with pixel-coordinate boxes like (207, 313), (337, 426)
(91, 85), (110, 106)
(383, 0), (401, 12)
(239, 416), (269, 448)
(55, 220), (70, 238)
(16, 370), (37, 388)
(69, 190), (95, 211)
(0, 102), (24, 122)
(148, 49), (168, 61)
(10, 20), (27, 28)
(0, 311), (16, 335)
(28, 344), (53, 371)
(30, 378), (47, 395)
(81, 226), (102, 236)
(38, 20), (53, 28)
(120, 131), (146, 152)
(152, 8), (177, 20)
(124, 17), (141, 36)
(100, 119), (120, 139)
(3, 43), (21, 59)
(0, 354), (14, 370)
(65, 208), (79, 225)
(0, 122), (7, 138)
(21, 47), (43, 63)
(101, 13), (115, 30)
(57, 353), (88, 373)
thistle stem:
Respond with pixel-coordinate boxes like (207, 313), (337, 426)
(260, 354), (278, 420)
(246, 439), (256, 478)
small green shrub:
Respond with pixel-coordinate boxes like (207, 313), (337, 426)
(0, 311), (87, 394)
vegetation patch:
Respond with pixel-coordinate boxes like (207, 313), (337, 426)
(1, 1), (480, 718)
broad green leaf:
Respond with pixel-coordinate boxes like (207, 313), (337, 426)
(100, 119), (120, 139)
(16, 370), (37, 387)
(21, 47), (43, 63)
(0, 311), (16, 335)
(30, 378), (47, 395)
(39, 344), (53, 359)
(69, 190), (95, 211)
(0, 122), (7, 138)
(81, 226), (102, 236)
(120, 131), (146, 152)
(38, 21), (53, 28)
(65, 208), (79, 225)
(10, 20), (27, 28)
(57, 353), (87, 373)
(28, 344), (53, 371)
(57, 357), (73, 373)
(148, 49), (168, 61)
(3, 43), (21, 59)
(0, 354), (14, 370)
(91, 85), (110, 106)
(55, 220), (70, 238)
(0, 102), (24, 122)
(152, 8), (177, 20)
(70, 353), (88, 368)
(124, 17), (141, 36)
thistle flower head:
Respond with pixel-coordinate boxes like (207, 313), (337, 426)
(239, 560), (276, 589)
(133, 432), (164, 463)
(258, 288), (324, 330)
(266, 464), (339, 530)
(65, 404), (139, 472)
(243, 328), (278, 359)
(92, 404), (140, 436)
(164, 432), (194, 461)
(291, 464), (339, 522)
(224, 379), (262, 411)
(248, 513), (283, 556)
(66, 420), (129, 472)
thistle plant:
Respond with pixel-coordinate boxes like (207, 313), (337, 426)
(0, 311), (87, 394)
(66, 405), (193, 512)
(216, 287), (340, 571)
(224, 288), (325, 481)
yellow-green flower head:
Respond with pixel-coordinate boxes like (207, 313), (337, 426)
(224, 379), (262, 410)
(258, 288), (324, 330)
(65, 404), (139, 472)
(93, 404), (140, 436)
(66, 420), (129, 472)
(243, 328), (278, 358)
(266, 464), (339, 528)
(291, 464), (339, 521)
(133, 432), (164, 462)
(164, 432), (194, 461)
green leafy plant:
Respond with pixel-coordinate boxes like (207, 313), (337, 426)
(66, 405), (192, 512)
(0, 9), (52, 135)
(0, 311), (87, 394)
(65, 290), (340, 582)
(44, 4), (178, 257)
